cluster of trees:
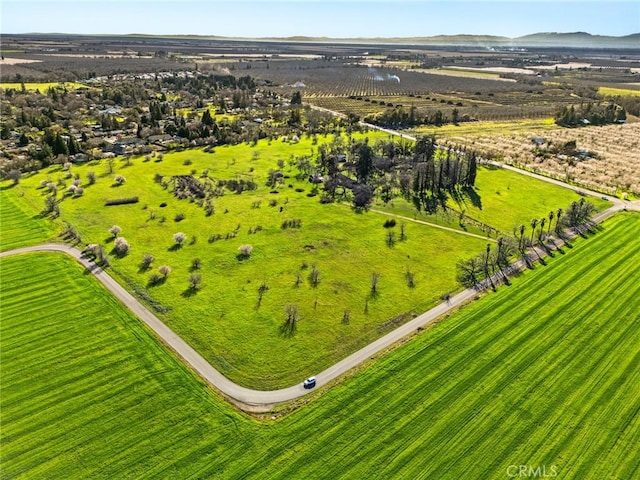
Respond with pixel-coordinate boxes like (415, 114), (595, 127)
(457, 199), (597, 290)
(364, 106), (460, 128)
(555, 102), (626, 127)
(316, 135), (478, 211)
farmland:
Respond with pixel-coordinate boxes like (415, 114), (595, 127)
(375, 164), (610, 235)
(2, 213), (638, 478)
(1, 31), (639, 478)
(1, 128), (604, 388)
(444, 122), (640, 197)
(0, 186), (56, 250)
(0, 82), (87, 91)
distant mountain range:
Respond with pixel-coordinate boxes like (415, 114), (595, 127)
(8, 32), (640, 49)
(267, 32), (640, 49)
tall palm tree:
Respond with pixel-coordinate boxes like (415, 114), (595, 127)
(530, 218), (538, 247)
(555, 208), (563, 234)
(484, 243), (496, 291)
(518, 224), (526, 251)
(538, 218), (546, 244)
(548, 211), (554, 234)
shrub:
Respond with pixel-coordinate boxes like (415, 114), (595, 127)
(174, 213), (185, 222)
(104, 197), (138, 206)
(109, 225), (122, 238)
(114, 237), (130, 256)
(383, 218), (397, 228)
(114, 175), (126, 185)
(281, 219), (302, 229)
(173, 232), (187, 245)
(86, 171), (96, 184)
(237, 244), (253, 258)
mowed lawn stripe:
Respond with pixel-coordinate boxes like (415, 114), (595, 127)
(0, 188), (54, 250)
(0, 253), (256, 479)
(1, 215), (638, 479)
(261, 214), (640, 480)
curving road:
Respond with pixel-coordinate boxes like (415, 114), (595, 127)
(3, 197), (636, 411)
(0, 242), (487, 410)
(2, 118), (638, 410)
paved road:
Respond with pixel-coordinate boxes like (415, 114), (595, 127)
(3, 120), (638, 410)
(0, 242), (487, 410)
(3, 198), (634, 411)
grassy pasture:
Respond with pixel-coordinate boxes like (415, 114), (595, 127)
(2, 213), (638, 479)
(375, 164), (610, 235)
(0, 82), (87, 91)
(598, 86), (640, 97)
(1, 133), (610, 388)
(2, 133), (487, 388)
(0, 186), (56, 250)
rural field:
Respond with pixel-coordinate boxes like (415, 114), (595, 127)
(443, 122), (640, 197)
(0, 187), (56, 250)
(1, 130), (606, 388)
(2, 213), (638, 479)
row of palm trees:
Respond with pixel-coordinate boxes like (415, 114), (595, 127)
(457, 207), (572, 290)
(516, 207), (564, 254)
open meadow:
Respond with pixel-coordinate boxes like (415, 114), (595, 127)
(2, 130), (608, 388)
(2, 212), (638, 479)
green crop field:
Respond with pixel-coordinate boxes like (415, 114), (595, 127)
(0, 186), (56, 250)
(409, 117), (558, 138)
(1, 133), (612, 388)
(0, 82), (88, 91)
(598, 86), (640, 97)
(2, 213), (638, 479)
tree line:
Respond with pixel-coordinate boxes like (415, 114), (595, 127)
(456, 198), (597, 290)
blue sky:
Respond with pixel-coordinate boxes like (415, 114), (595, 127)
(2, 1), (639, 38)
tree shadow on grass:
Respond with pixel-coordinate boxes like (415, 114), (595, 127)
(279, 321), (297, 338)
(181, 286), (199, 298)
(168, 244), (183, 252)
(147, 276), (167, 287)
(462, 186), (483, 210)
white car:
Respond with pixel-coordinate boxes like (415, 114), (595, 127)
(303, 377), (317, 389)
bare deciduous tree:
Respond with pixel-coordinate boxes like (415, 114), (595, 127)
(159, 265), (171, 278)
(370, 272), (380, 296)
(309, 265), (320, 287)
(281, 304), (299, 337)
(113, 237), (130, 257)
(109, 225), (122, 238)
(141, 253), (154, 270)
(188, 273), (202, 290)
(173, 232), (187, 246)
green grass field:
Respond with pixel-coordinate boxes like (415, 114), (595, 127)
(2, 213), (638, 479)
(376, 165), (610, 234)
(598, 86), (640, 97)
(1, 133), (612, 388)
(409, 118), (558, 138)
(0, 82), (88, 91)
(0, 186), (56, 250)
